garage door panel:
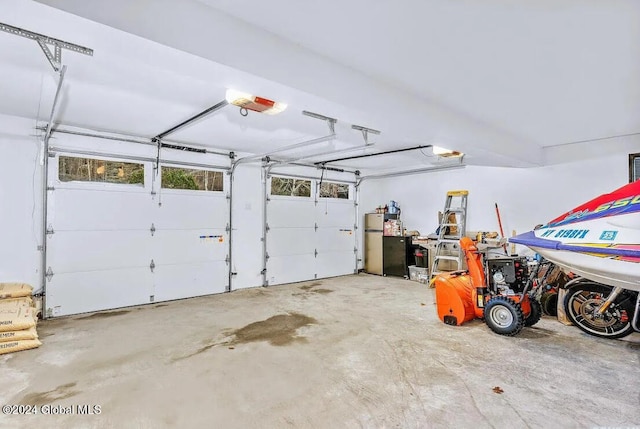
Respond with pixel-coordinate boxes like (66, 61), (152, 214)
(153, 229), (227, 263)
(267, 228), (315, 257)
(317, 251), (356, 278)
(153, 261), (226, 302)
(156, 193), (228, 228)
(315, 202), (355, 228)
(316, 228), (355, 252)
(267, 254), (316, 286)
(267, 199), (315, 228)
(47, 155), (230, 316)
(51, 189), (151, 230)
(47, 231), (151, 272)
(46, 269), (152, 317)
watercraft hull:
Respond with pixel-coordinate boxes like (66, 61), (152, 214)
(510, 181), (640, 292)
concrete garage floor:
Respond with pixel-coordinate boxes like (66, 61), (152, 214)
(1, 274), (639, 428)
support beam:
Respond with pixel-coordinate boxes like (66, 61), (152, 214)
(351, 124), (380, 146)
(0, 21), (92, 71)
(357, 163), (466, 186)
(316, 144), (432, 165)
(154, 99), (228, 141)
(41, 65), (67, 318)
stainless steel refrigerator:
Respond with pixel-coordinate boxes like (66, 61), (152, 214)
(364, 213), (400, 275)
(364, 214), (384, 275)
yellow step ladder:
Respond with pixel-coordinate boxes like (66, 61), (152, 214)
(430, 190), (468, 282)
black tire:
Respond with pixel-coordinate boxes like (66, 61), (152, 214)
(524, 298), (543, 327)
(540, 292), (558, 316)
(484, 296), (525, 336)
(564, 283), (636, 339)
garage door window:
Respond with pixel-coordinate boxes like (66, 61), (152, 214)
(161, 167), (223, 191)
(59, 156), (144, 185)
(319, 181), (350, 199)
(270, 177), (311, 197)
(629, 153), (640, 182)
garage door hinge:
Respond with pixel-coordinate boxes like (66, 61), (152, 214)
(225, 223), (231, 233)
(314, 223), (318, 231)
(46, 225), (54, 235)
(354, 224), (358, 230)
(354, 201), (358, 207)
(45, 267), (54, 282)
(266, 196), (271, 202)
(225, 255), (230, 265)
(354, 247), (358, 253)
(265, 223), (270, 232)
(265, 253), (270, 260)
(150, 191), (157, 196)
(46, 186), (55, 191)
(48, 152), (56, 158)
(314, 249), (318, 257)
(149, 259), (155, 273)
(226, 193), (230, 200)
(150, 223), (156, 236)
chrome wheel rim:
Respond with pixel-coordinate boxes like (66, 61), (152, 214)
(489, 305), (514, 328)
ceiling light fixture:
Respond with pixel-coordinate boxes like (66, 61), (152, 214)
(225, 89), (287, 115)
(433, 145), (464, 158)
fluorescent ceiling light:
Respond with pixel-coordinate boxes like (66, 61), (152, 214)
(433, 145), (464, 157)
(225, 89), (287, 115)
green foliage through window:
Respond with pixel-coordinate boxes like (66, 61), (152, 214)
(270, 177), (311, 197)
(59, 156), (144, 185)
(161, 167), (223, 191)
(319, 182), (349, 199)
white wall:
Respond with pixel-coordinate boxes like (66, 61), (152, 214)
(0, 114), (44, 290)
(359, 149), (636, 260)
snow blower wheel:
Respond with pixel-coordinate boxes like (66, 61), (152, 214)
(484, 296), (525, 336)
(524, 298), (542, 327)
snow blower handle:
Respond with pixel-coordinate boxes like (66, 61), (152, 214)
(494, 203), (508, 255)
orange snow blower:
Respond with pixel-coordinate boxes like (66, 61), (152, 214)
(434, 237), (542, 336)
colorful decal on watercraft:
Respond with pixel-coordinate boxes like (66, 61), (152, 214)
(545, 181), (640, 227)
(540, 229), (589, 239)
(599, 230), (618, 241)
(509, 231), (640, 261)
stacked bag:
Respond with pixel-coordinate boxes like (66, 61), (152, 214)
(0, 283), (41, 355)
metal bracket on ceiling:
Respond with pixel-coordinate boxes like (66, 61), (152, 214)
(0, 22), (93, 72)
(302, 111), (337, 135)
(351, 124), (380, 146)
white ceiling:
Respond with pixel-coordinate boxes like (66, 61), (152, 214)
(2, 0), (638, 172)
(200, 0), (640, 146)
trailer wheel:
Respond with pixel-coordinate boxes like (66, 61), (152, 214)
(484, 296), (524, 336)
(524, 298), (542, 327)
(540, 292), (558, 316)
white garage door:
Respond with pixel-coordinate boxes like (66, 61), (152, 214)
(266, 175), (356, 286)
(45, 153), (229, 317)
(152, 166), (229, 302)
(315, 197), (356, 278)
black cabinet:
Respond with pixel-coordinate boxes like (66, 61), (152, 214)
(383, 236), (411, 277)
